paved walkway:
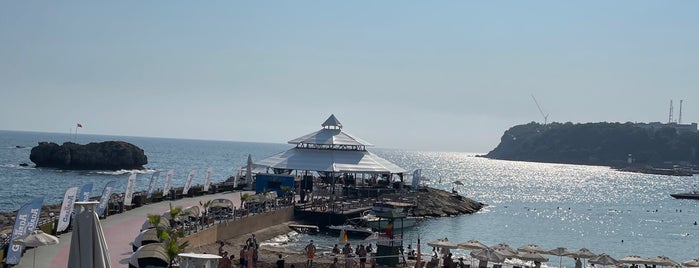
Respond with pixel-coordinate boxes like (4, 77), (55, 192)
(15, 190), (251, 268)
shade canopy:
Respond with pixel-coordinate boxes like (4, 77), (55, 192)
(567, 248), (597, 259)
(132, 243), (169, 268)
(132, 229), (160, 251)
(648, 256), (680, 267)
(491, 243), (518, 258)
(209, 198), (234, 209)
(620, 255), (653, 265)
(470, 248), (507, 263)
(255, 147), (406, 174)
(427, 238), (458, 249)
(67, 201), (111, 268)
(289, 115), (373, 147)
(589, 254), (619, 266)
(458, 240), (489, 250)
(141, 217), (169, 231)
(518, 244), (547, 254)
(682, 259), (699, 267)
(12, 230), (59, 248)
(518, 252), (549, 262)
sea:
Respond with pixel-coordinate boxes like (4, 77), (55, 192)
(1, 130), (698, 267)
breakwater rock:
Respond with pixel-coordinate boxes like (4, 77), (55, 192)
(30, 141), (148, 170)
(411, 187), (484, 217)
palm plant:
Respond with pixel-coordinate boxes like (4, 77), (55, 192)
(148, 203), (190, 268)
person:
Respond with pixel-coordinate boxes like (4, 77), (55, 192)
(458, 257), (467, 268)
(253, 246), (259, 268)
(346, 254), (357, 268)
(276, 254), (285, 268)
(443, 253), (453, 268)
(534, 261), (541, 268)
(240, 245), (248, 268)
(385, 220), (394, 237)
(330, 257), (339, 268)
(305, 240), (317, 268)
(219, 241), (226, 256)
(219, 251), (233, 268)
(247, 244), (254, 268)
(333, 244), (341, 255)
(357, 244), (367, 268)
(575, 258), (582, 268)
(342, 243), (352, 256)
(366, 244), (373, 254)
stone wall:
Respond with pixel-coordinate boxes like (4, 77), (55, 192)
(182, 207), (294, 248)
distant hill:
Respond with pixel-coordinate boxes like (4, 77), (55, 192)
(484, 122), (699, 166)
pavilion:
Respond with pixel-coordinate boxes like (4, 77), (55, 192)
(254, 114), (407, 194)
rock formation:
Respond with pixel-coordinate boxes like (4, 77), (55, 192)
(411, 187), (484, 217)
(30, 141), (148, 170)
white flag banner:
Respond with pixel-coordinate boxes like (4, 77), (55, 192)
(146, 171), (160, 199)
(123, 173), (137, 206)
(203, 167), (212, 192)
(182, 169), (195, 195)
(56, 186), (78, 232)
(163, 169), (173, 196)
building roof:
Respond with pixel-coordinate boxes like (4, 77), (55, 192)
(288, 114), (373, 147)
(255, 115), (405, 174)
(254, 147), (406, 174)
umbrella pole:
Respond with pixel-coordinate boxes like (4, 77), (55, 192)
(33, 248), (37, 268)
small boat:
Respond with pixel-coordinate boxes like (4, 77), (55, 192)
(371, 201), (414, 218)
(288, 224), (319, 234)
(355, 210), (421, 230)
(326, 225), (374, 238)
(670, 190), (699, 200)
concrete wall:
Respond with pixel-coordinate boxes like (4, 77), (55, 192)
(182, 207), (294, 249)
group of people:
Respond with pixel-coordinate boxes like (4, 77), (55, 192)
(326, 241), (374, 268)
(236, 234), (259, 268)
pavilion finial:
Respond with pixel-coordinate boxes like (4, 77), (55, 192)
(321, 114), (343, 129)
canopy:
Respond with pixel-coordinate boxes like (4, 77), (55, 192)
(209, 198), (234, 208)
(289, 115), (373, 147)
(255, 147), (406, 174)
(67, 201), (111, 268)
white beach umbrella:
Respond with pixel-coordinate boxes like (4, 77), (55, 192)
(567, 248), (597, 267)
(518, 244), (547, 254)
(491, 243), (518, 258)
(620, 255), (653, 265)
(458, 240), (488, 250)
(67, 201), (111, 268)
(12, 230), (60, 268)
(648, 256), (681, 267)
(470, 248), (507, 265)
(518, 252), (550, 263)
(682, 259), (699, 267)
(589, 253), (619, 266)
(546, 247), (574, 268)
(427, 238), (458, 249)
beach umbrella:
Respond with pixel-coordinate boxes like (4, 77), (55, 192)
(470, 248), (507, 265)
(427, 238), (459, 249)
(589, 253), (619, 266)
(567, 248), (597, 267)
(546, 247), (574, 268)
(648, 256), (681, 267)
(518, 244), (547, 254)
(681, 259), (699, 267)
(491, 243), (518, 258)
(12, 230), (60, 268)
(458, 240), (488, 250)
(518, 252), (550, 263)
(620, 255), (653, 265)
(67, 201), (111, 268)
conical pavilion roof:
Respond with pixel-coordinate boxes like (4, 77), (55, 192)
(288, 115), (373, 147)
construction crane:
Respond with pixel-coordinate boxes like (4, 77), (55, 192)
(531, 94), (549, 125)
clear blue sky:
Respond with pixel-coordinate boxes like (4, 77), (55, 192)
(2, 1), (698, 153)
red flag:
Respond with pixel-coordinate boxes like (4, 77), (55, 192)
(77, 123), (83, 128)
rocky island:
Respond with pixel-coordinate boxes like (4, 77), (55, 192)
(29, 141), (148, 170)
(484, 121), (699, 173)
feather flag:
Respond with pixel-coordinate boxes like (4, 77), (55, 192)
(123, 173), (137, 206)
(6, 197), (44, 265)
(56, 187), (78, 232)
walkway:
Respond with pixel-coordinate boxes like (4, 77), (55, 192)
(15, 190), (251, 268)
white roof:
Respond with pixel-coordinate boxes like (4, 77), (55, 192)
(255, 148), (406, 174)
(288, 128), (373, 146)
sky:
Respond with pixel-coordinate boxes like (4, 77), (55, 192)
(2, 1), (698, 153)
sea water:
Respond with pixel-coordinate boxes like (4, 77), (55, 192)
(1, 130), (697, 267)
